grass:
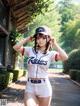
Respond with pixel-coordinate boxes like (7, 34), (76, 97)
(48, 68), (63, 73)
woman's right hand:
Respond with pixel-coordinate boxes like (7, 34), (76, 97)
(13, 36), (34, 52)
(29, 36), (34, 42)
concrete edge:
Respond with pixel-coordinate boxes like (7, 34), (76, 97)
(70, 79), (80, 87)
(63, 73), (80, 87)
(1, 83), (15, 93)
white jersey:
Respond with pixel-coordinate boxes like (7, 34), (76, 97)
(24, 47), (58, 78)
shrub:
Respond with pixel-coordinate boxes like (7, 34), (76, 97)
(69, 69), (77, 80)
(23, 70), (27, 76)
(12, 69), (24, 82)
(0, 72), (13, 88)
(63, 60), (70, 73)
(0, 74), (5, 85)
(63, 49), (80, 73)
(0, 67), (7, 73)
(76, 71), (80, 82)
(4, 73), (13, 87)
(12, 70), (19, 82)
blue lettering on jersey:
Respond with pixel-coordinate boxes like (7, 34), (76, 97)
(28, 57), (47, 65)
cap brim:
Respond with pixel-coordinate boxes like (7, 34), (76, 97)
(36, 32), (48, 35)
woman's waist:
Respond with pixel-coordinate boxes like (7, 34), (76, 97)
(28, 74), (48, 79)
(28, 70), (48, 78)
(27, 77), (49, 84)
(28, 77), (47, 80)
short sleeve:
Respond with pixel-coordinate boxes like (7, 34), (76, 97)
(50, 51), (59, 62)
(23, 47), (31, 56)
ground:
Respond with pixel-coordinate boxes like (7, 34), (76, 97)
(0, 69), (80, 106)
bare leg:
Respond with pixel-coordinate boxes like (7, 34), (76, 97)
(38, 96), (52, 106)
(24, 92), (39, 106)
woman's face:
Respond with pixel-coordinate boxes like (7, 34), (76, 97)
(36, 33), (47, 48)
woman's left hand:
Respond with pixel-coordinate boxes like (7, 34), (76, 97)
(50, 37), (58, 48)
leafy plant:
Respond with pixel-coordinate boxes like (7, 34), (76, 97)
(9, 30), (23, 45)
(63, 49), (80, 73)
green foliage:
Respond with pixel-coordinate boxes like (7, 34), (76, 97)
(63, 49), (80, 73)
(0, 72), (13, 88)
(69, 69), (80, 82)
(60, 19), (80, 53)
(9, 30), (23, 45)
(68, 49), (80, 69)
(57, 0), (80, 53)
(76, 71), (80, 82)
(12, 70), (19, 82)
(63, 60), (70, 74)
(69, 69), (77, 80)
(24, 0), (61, 42)
(23, 70), (27, 76)
(58, 0), (74, 26)
(58, 0), (80, 28)
(24, 0), (55, 23)
(32, 0), (52, 14)
(12, 70), (24, 82)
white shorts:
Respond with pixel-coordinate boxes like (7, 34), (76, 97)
(25, 78), (52, 97)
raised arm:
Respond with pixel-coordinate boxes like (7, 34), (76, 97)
(51, 38), (68, 61)
(13, 36), (33, 54)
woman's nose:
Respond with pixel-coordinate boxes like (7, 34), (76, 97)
(39, 37), (44, 41)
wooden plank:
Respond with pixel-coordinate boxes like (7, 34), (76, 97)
(13, 5), (31, 16)
(6, 0), (16, 6)
(6, 0), (24, 6)
(16, 20), (28, 27)
(15, 11), (27, 19)
(17, 25), (27, 29)
(13, 0), (34, 11)
(17, 26), (26, 31)
(14, 9), (27, 16)
(16, 22), (28, 28)
(16, 15), (29, 23)
(16, 13), (28, 20)
(12, 0), (28, 10)
(17, 23), (27, 29)
(16, 16), (31, 31)
(18, 27), (28, 33)
(16, 16), (29, 23)
(12, 1), (35, 15)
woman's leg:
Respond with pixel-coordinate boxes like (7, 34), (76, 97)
(38, 96), (52, 106)
(24, 92), (39, 106)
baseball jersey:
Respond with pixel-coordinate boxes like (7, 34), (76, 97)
(23, 47), (59, 78)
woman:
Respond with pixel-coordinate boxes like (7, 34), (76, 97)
(13, 25), (68, 106)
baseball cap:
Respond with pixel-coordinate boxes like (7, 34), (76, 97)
(35, 25), (52, 37)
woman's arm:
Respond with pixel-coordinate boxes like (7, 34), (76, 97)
(51, 38), (68, 61)
(13, 36), (33, 53)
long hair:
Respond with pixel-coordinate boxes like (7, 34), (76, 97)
(33, 34), (52, 54)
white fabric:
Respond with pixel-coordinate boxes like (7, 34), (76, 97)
(25, 78), (52, 97)
(24, 47), (58, 78)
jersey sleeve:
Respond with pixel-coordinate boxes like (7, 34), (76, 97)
(50, 51), (59, 62)
(22, 47), (31, 56)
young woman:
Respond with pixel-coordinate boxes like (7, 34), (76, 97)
(13, 25), (68, 106)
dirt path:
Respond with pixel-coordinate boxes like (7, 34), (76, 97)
(1, 72), (80, 106)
